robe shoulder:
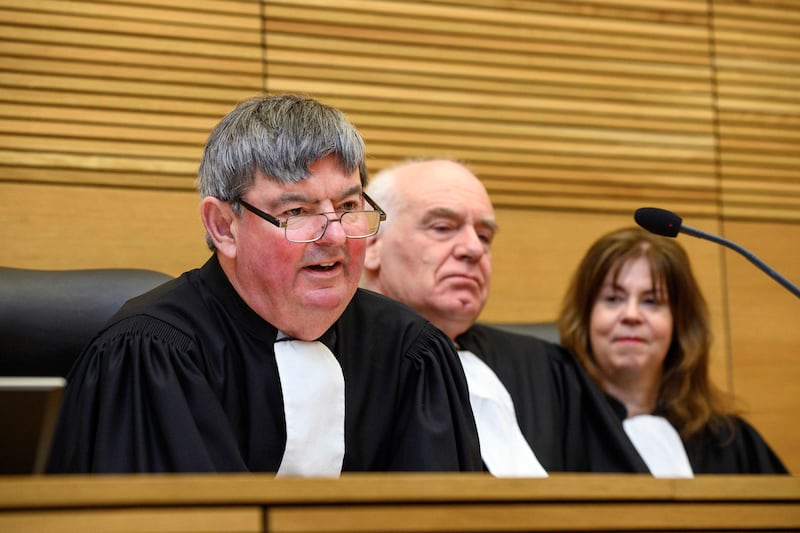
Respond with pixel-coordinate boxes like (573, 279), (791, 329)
(457, 324), (649, 473)
(685, 416), (789, 474)
(47, 259), (482, 473)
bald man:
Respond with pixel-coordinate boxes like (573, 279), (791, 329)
(362, 159), (648, 475)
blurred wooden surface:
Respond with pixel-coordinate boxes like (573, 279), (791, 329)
(0, 473), (797, 532)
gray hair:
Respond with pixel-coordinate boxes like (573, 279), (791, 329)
(197, 94), (367, 247)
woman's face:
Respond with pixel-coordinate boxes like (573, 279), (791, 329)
(589, 256), (674, 388)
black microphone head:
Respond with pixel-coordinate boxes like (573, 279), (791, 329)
(634, 207), (682, 237)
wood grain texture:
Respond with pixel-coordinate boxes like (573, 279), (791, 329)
(0, 474), (796, 532)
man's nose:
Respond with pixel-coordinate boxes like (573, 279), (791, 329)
(454, 227), (485, 261)
(316, 212), (348, 245)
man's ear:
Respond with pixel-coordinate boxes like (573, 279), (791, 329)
(201, 197), (238, 258)
(363, 234), (382, 272)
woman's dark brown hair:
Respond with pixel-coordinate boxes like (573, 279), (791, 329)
(558, 227), (735, 439)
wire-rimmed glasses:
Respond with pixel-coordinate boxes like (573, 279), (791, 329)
(235, 192), (387, 243)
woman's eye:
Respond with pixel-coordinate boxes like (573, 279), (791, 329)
(643, 296), (666, 306)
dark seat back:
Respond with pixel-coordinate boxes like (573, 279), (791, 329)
(0, 267), (172, 377)
(490, 322), (561, 344)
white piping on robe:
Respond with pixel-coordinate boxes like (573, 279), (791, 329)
(274, 338), (345, 477)
(623, 414), (694, 478)
(458, 350), (548, 478)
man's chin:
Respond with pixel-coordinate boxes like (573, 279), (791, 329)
(445, 300), (483, 322)
(298, 284), (353, 312)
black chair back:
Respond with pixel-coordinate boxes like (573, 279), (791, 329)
(0, 267), (172, 377)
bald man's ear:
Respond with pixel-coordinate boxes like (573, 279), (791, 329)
(201, 197), (238, 258)
(363, 234), (382, 272)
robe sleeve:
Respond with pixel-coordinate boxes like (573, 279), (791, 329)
(47, 316), (248, 473)
(560, 356), (651, 473)
(386, 323), (483, 472)
(685, 416), (789, 474)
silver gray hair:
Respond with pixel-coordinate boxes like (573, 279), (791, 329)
(197, 94), (367, 248)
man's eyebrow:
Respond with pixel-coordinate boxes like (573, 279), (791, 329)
(421, 207), (498, 232)
(479, 217), (499, 233)
(275, 192), (312, 204)
(270, 185), (363, 210)
(339, 184), (364, 200)
(422, 206), (460, 222)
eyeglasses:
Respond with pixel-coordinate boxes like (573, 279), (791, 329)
(235, 192), (387, 243)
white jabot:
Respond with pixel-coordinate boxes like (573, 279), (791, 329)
(273, 336), (345, 477)
(458, 350), (548, 477)
(623, 414), (694, 478)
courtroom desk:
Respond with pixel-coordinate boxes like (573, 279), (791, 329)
(0, 473), (797, 532)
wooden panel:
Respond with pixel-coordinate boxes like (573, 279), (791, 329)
(0, 474), (797, 533)
(0, 0), (263, 190)
(724, 221), (800, 476)
(268, 502), (799, 532)
(0, 507), (262, 533)
(713, 0), (800, 222)
(0, 183), (209, 276)
(3, 473), (798, 508)
(263, 0), (719, 217)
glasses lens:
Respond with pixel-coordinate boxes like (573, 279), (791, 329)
(285, 214), (328, 242)
(283, 211), (381, 242)
(341, 211), (380, 238)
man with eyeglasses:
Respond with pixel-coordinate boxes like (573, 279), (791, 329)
(361, 159), (650, 475)
(47, 95), (482, 474)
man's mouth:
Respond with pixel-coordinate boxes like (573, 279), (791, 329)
(443, 272), (480, 284)
(307, 262), (338, 272)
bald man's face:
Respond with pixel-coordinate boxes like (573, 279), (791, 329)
(366, 162), (496, 339)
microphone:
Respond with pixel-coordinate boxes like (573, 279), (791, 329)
(634, 207), (800, 298)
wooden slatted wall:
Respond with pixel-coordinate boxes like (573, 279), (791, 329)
(710, 0), (800, 480)
(0, 0), (262, 191)
(264, 0), (722, 219)
(713, 0), (800, 222)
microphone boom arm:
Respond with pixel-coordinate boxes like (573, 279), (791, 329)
(680, 224), (800, 298)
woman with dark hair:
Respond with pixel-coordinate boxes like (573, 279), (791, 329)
(558, 227), (787, 475)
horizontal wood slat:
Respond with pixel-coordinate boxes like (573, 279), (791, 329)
(265, 20), (710, 66)
(265, 0), (711, 46)
(0, 88), (245, 116)
(0, 56), (262, 89)
(1, 0), (796, 219)
(263, 0), (722, 219)
(265, 33), (713, 78)
(0, 165), (196, 190)
(0, 9), (258, 45)
(424, 1), (709, 15)
(711, 0), (800, 222)
(0, 1), (262, 190)
(266, 79), (714, 119)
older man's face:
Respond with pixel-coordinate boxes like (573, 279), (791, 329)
(371, 161), (496, 339)
(230, 155), (367, 340)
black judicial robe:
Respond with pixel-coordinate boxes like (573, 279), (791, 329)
(47, 256), (482, 474)
(456, 324), (650, 473)
(606, 396), (789, 474)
